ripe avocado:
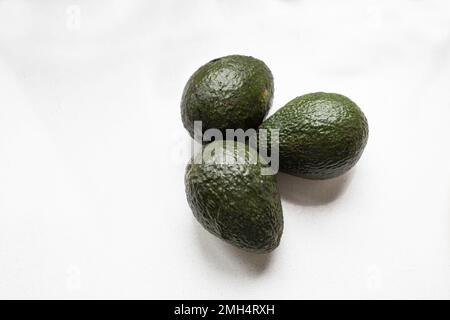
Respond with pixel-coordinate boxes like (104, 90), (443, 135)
(185, 140), (283, 253)
(181, 55), (274, 140)
(259, 92), (369, 179)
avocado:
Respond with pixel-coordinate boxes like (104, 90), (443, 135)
(181, 55), (274, 140)
(259, 92), (369, 179)
(185, 140), (283, 253)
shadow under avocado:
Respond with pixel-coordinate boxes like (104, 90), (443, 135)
(277, 170), (355, 206)
(194, 222), (274, 276)
(192, 170), (354, 273)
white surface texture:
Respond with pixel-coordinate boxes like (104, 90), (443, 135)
(0, 0), (449, 299)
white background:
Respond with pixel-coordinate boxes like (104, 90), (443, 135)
(0, 0), (449, 299)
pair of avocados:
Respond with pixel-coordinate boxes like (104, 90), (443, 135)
(182, 55), (369, 253)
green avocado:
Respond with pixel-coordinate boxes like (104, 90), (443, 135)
(259, 92), (369, 180)
(181, 55), (274, 140)
(185, 140), (283, 253)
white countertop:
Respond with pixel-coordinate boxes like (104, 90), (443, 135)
(0, 0), (449, 299)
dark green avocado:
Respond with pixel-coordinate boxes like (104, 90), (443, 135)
(259, 92), (369, 180)
(185, 140), (283, 253)
(181, 55), (274, 140)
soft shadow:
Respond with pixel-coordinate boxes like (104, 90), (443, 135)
(277, 170), (355, 206)
(194, 222), (274, 276)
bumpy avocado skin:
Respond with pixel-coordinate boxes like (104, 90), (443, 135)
(259, 92), (369, 180)
(181, 55), (274, 140)
(185, 141), (283, 253)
